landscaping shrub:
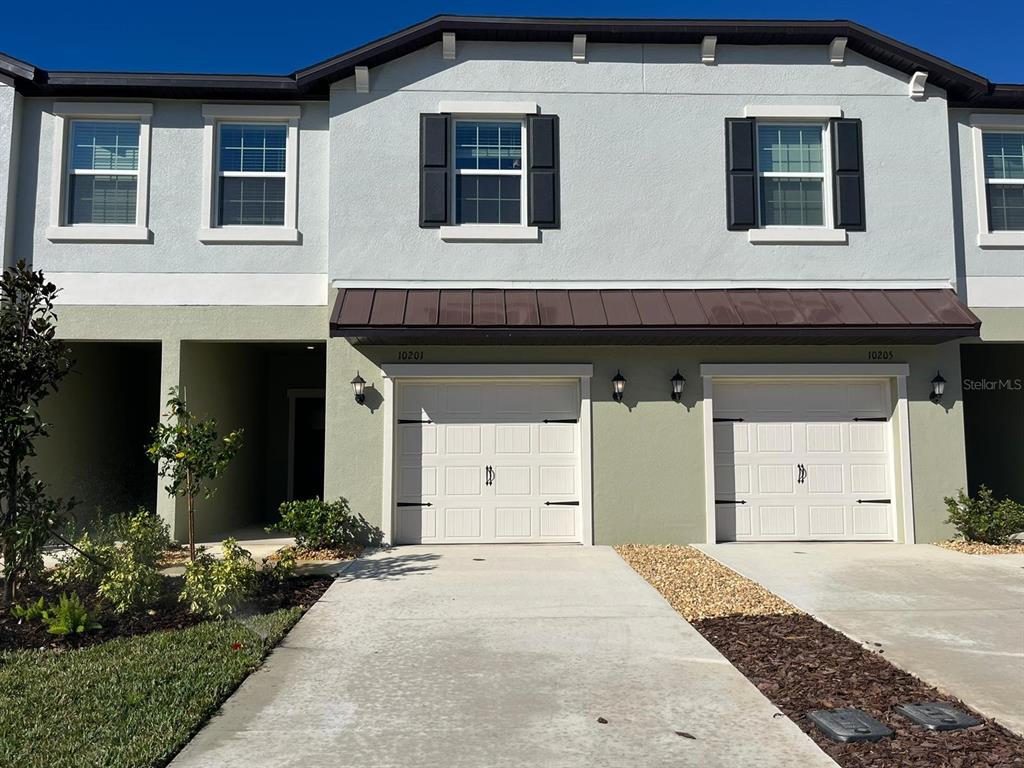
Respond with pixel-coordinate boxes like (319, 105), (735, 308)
(179, 538), (258, 619)
(271, 497), (383, 552)
(944, 486), (1024, 544)
(259, 546), (297, 587)
(50, 509), (170, 614)
(10, 596), (46, 623)
(39, 593), (101, 638)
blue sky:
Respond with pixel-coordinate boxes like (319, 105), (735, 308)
(3, 0), (1022, 83)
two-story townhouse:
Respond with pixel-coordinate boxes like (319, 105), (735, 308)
(1, 16), (1017, 548)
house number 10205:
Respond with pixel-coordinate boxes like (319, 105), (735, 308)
(867, 350), (894, 360)
(397, 350), (424, 361)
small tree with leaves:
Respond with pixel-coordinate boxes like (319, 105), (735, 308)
(1, 261), (75, 604)
(147, 389), (243, 561)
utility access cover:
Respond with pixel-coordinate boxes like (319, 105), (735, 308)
(895, 702), (982, 731)
(807, 708), (894, 743)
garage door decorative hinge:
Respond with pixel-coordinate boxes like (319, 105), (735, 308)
(856, 498), (891, 504)
(715, 499), (747, 504)
(544, 501), (580, 506)
(542, 418), (578, 423)
(852, 417), (887, 422)
(397, 419), (433, 424)
(397, 502), (434, 507)
(713, 417), (744, 422)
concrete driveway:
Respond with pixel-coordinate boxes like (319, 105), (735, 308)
(171, 545), (834, 768)
(699, 543), (1024, 736)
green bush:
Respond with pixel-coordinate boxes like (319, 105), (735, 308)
(179, 538), (258, 619)
(944, 486), (1024, 544)
(271, 497), (383, 552)
(50, 509), (170, 614)
(10, 596), (46, 623)
(40, 593), (101, 638)
(259, 546), (297, 588)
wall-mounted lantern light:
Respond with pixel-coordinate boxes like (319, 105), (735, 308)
(930, 372), (946, 404)
(351, 372), (366, 404)
(612, 370), (627, 403)
(671, 370), (686, 402)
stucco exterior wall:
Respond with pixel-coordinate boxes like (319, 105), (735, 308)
(13, 99), (329, 276)
(324, 337), (967, 545)
(950, 108), (1024, 313)
(330, 42), (955, 285)
(0, 82), (20, 267)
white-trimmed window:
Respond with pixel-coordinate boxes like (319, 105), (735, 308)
(756, 123), (829, 228)
(200, 104), (300, 243)
(453, 120), (525, 225)
(969, 114), (1024, 247)
(982, 132), (1024, 232)
(47, 102), (152, 242)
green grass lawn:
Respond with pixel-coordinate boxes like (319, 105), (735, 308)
(0, 606), (304, 768)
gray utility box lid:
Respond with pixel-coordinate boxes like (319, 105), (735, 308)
(807, 708), (894, 743)
(894, 702), (982, 731)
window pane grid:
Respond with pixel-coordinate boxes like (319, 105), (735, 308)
(455, 121), (522, 171)
(216, 123), (288, 226)
(756, 124), (826, 227)
(453, 120), (524, 225)
(983, 132), (1024, 180)
(456, 175), (521, 225)
(66, 120), (140, 224)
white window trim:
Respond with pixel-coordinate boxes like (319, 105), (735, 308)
(970, 114), (1024, 248)
(437, 101), (538, 115)
(436, 105), (540, 241)
(47, 102), (153, 243)
(200, 104), (300, 244)
(699, 363), (913, 545)
(754, 119), (835, 234)
(744, 105), (843, 119)
(379, 364), (593, 546)
(442, 116), (535, 241)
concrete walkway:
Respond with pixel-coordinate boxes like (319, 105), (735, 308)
(171, 545), (835, 768)
(699, 543), (1024, 736)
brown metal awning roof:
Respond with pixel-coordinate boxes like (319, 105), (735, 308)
(330, 288), (980, 345)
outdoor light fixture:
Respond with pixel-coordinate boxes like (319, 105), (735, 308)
(930, 372), (946, 404)
(612, 370), (627, 403)
(670, 370), (686, 402)
(351, 372), (366, 405)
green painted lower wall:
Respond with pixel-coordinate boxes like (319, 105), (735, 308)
(324, 339), (968, 545)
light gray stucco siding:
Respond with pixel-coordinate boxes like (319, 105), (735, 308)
(329, 42), (955, 284)
(14, 99), (329, 275)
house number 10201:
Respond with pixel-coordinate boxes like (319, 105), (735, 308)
(397, 350), (424, 361)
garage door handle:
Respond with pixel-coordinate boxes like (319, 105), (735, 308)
(715, 499), (746, 505)
(544, 501), (580, 506)
(485, 466), (494, 486)
(397, 502), (433, 507)
(856, 498), (891, 504)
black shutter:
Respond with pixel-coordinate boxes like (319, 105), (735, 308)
(831, 118), (865, 231)
(420, 114), (450, 227)
(527, 115), (559, 228)
(725, 118), (757, 230)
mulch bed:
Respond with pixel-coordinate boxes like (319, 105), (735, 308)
(693, 613), (1024, 767)
(0, 575), (332, 653)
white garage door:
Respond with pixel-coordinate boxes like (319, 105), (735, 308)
(713, 379), (895, 541)
(394, 380), (583, 544)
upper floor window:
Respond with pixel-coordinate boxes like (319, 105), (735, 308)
(454, 120), (524, 225)
(47, 102), (153, 243)
(419, 103), (559, 241)
(981, 131), (1024, 232)
(67, 121), (140, 225)
(200, 104), (300, 244)
(217, 124), (287, 227)
(726, 107), (863, 244)
(757, 124), (827, 227)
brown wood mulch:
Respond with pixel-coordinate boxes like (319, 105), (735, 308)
(616, 544), (1024, 768)
(0, 575), (333, 653)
